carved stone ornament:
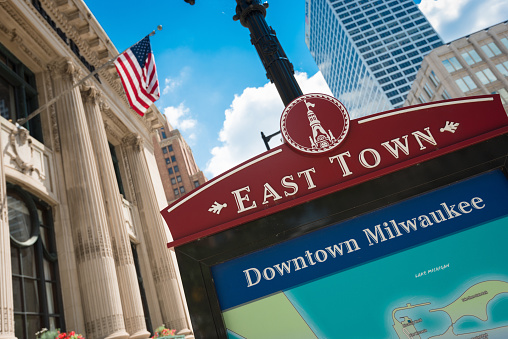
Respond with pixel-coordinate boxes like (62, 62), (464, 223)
(99, 100), (111, 113)
(101, 103), (130, 141)
(48, 58), (82, 82)
(5, 126), (41, 177)
(122, 133), (143, 152)
(80, 83), (101, 104)
(120, 147), (137, 205)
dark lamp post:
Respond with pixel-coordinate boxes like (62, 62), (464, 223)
(232, 0), (303, 106)
(185, 0), (302, 148)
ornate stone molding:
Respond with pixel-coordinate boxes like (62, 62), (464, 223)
(0, 16), (45, 68)
(7, 127), (33, 173)
(139, 109), (152, 130)
(75, 228), (113, 264)
(33, 0), (130, 101)
(102, 105), (129, 136)
(111, 236), (134, 267)
(120, 147), (137, 205)
(103, 121), (120, 143)
(48, 58), (83, 83)
(80, 83), (101, 105)
(37, 0), (96, 62)
(0, 20), (9, 36)
(99, 100), (110, 113)
(5, 126), (45, 180)
(152, 263), (176, 283)
(122, 133), (143, 152)
(3, 0), (141, 117)
(0, 0), (53, 58)
(42, 71), (61, 153)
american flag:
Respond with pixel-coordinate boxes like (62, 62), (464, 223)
(114, 36), (160, 116)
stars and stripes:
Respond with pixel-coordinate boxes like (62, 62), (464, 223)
(114, 36), (160, 116)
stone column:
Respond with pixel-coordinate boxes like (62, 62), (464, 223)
(80, 85), (150, 339)
(122, 134), (192, 336)
(50, 59), (128, 339)
(0, 125), (15, 339)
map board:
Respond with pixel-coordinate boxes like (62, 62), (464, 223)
(168, 95), (508, 338)
(212, 170), (508, 339)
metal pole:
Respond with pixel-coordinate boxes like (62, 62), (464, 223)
(183, 1), (302, 146)
(16, 26), (162, 126)
(233, 0), (303, 107)
(261, 130), (281, 150)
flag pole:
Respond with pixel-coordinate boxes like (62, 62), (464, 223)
(16, 25), (163, 126)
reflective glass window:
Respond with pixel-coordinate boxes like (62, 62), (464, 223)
(9, 187), (63, 339)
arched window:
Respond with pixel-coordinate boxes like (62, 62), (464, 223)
(8, 185), (64, 339)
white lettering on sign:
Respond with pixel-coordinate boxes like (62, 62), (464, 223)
(243, 238), (361, 287)
(412, 127), (437, 150)
(329, 127), (437, 177)
(228, 127), (443, 215)
(231, 167), (318, 214)
(297, 168), (318, 189)
(362, 197), (485, 246)
(380, 136), (410, 159)
(262, 183), (282, 205)
(329, 151), (353, 177)
(231, 186), (257, 213)
(359, 148), (381, 169)
(281, 175), (298, 197)
(242, 196), (485, 288)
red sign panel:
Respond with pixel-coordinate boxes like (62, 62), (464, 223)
(162, 95), (508, 248)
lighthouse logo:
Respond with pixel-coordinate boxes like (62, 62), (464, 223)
(281, 93), (350, 155)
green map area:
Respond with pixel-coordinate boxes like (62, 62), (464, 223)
(223, 293), (317, 339)
(393, 280), (508, 339)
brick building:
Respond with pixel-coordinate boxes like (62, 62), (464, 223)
(154, 120), (207, 204)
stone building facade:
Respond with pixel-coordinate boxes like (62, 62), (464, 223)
(0, 0), (193, 339)
(153, 121), (206, 204)
(404, 21), (508, 112)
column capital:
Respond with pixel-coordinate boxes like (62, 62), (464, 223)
(48, 58), (82, 83)
(122, 133), (143, 152)
(80, 83), (102, 105)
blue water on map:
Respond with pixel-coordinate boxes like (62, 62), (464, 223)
(453, 294), (508, 334)
(285, 216), (508, 339)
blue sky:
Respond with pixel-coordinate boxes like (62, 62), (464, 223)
(84, 0), (508, 178)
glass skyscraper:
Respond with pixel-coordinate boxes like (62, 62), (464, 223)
(305, 0), (443, 118)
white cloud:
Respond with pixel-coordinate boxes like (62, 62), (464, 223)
(162, 66), (190, 95)
(162, 78), (181, 95)
(163, 103), (197, 132)
(205, 71), (332, 178)
(298, 71), (334, 95)
(419, 0), (508, 42)
(339, 76), (392, 120)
